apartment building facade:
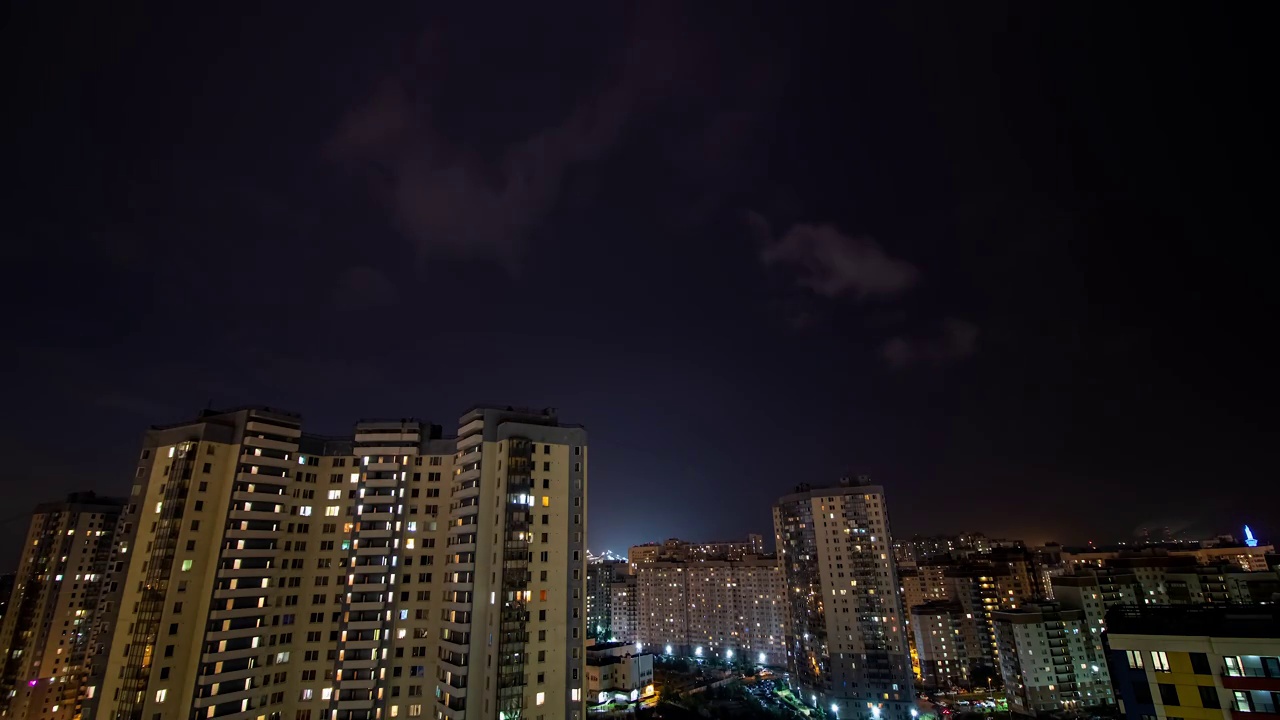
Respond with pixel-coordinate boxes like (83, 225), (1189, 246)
(0, 493), (124, 720)
(79, 405), (586, 720)
(1104, 605), (1280, 720)
(992, 602), (1113, 715)
(633, 555), (786, 667)
(910, 601), (969, 689)
(774, 478), (916, 720)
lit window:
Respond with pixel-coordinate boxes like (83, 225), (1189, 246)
(300, 689), (313, 700)
(536, 692), (546, 706)
(1151, 651), (1170, 671)
(542, 496), (550, 507)
(155, 689), (167, 703)
(350, 473), (359, 483)
(299, 506), (312, 517)
(1126, 650), (1144, 669)
(406, 539), (415, 549)
(325, 506), (339, 517)
(322, 688), (333, 700)
(572, 688), (581, 701)
(155, 502), (163, 514)
(181, 560), (193, 572)
(328, 490), (341, 500)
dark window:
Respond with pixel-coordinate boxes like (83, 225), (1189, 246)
(1159, 684), (1179, 706)
(202, 462), (212, 473)
(164, 645), (174, 658)
(198, 481), (207, 492)
(1132, 679), (1153, 704)
(542, 515), (549, 525)
(539, 610), (546, 621)
(1190, 653), (1211, 675)
(159, 667), (169, 679)
(1198, 686), (1220, 709)
(543, 462), (550, 471)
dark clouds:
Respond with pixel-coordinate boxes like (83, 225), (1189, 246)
(3, 2), (1276, 566)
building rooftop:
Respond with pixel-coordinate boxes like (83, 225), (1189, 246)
(1105, 604), (1280, 639)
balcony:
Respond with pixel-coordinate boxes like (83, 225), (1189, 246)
(1223, 673), (1280, 693)
(1231, 710), (1280, 720)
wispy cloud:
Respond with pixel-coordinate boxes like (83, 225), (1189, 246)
(881, 318), (979, 367)
(759, 219), (919, 299)
(326, 6), (708, 272)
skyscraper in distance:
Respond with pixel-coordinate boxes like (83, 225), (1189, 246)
(0, 492), (124, 720)
(774, 477), (915, 720)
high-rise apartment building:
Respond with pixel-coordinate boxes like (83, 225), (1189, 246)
(991, 601), (1113, 715)
(773, 478), (915, 720)
(82, 405), (586, 720)
(585, 561), (627, 641)
(633, 555), (786, 667)
(910, 601), (969, 689)
(0, 492), (124, 720)
(608, 576), (637, 644)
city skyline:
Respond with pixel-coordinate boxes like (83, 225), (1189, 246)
(7, 6), (1275, 582)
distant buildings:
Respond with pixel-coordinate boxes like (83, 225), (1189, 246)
(627, 536), (762, 574)
(1064, 541), (1274, 573)
(0, 492), (124, 720)
(633, 554), (786, 666)
(992, 601), (1114, 715)
(1104, 604), (1280, 720)
(774, 477), (916, 720)
(586, 559), (628, 640)
(609, 575), (638, 643)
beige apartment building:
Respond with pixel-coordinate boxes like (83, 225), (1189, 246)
(774, 478), (916, 720)
(0, 493), (124, 720)
(81, 405), (586, 720)
(633, 555), (786, 667)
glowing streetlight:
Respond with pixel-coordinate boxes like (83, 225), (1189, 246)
(911, 710), (919, 718)
(726, 649), (734, 659)
(635, 641), (642, 653)
(758, 652), (767, 664)
(872, 706), (882, 719)
(695, 646), (703, 657)
(665, 645), (673, 656)
(832, 703), (840, 713)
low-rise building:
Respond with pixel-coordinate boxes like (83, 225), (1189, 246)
(586, 642), (655, 708)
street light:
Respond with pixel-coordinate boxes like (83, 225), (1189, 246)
(911, 710), (919, 718)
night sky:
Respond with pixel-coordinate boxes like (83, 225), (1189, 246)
(5, 3), (1276, 569)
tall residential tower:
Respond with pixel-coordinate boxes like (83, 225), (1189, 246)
(0, 492), (124, 720)
(773, 478), (915, 720)
(81, 405), (586, 720)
